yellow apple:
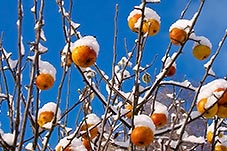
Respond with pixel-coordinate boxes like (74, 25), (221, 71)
(142, 19), (160, 36)
(196, 98), (218, 118)
(207, 131), (223, 144)
(192, 45), (211, 60)
(215, 144), (227, 151)
(217, 105), (227, 118)
(125, 103), (133, 119)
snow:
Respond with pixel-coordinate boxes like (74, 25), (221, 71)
(197, 79), (227, 103)
(182, 135), (205, 144)
(30, 6), (35, 13)
(127, 5), (160, 23)
(39, 59), (57, 80)
(40, 29), (47, 41)
(134, 114), (155, 132)
(71, 21), (80, 30)
(164, 56), (176, 68)
(145, 0), (160, 2)
(38, 43), (48, 53)
(83, 113), (100, 125)
(1, 48), (12, 59)
(20, 36), (25, 55)
(193, 36), (212, 49)
(25, 143), (33, 151)
(152, 101), (168, 117)
(6, 58), (18, 69)
(71, 36), (100, 56)
(118, 56), (132, 67)
(55, 134), (87, 151)
(169, 19), (192, 33)
(1, 132), (15, 146)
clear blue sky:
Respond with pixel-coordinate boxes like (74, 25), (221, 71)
(0, 0), (227, 148)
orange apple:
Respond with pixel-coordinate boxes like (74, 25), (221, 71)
(196, 98), (218, 118)
(150, 113), (167, 128)
(38, 111), (55, 127)
(125, 103), (133, 118)
(80, 124), (99, 139)
(36, 73), (54, 90)
(128, 13), (142, 33)
(56, 146), (73, 151)
(215, 144), (227, 151)
(169, 28), (187, 45)
(193, 45), (211, 60)
(217, 105), (227, 118)
(166, 65), (176, 77)
(214, 88), (227, 105)
(82, 139), (91, 151)
(71, 46), (97, 68)
(142, 19), (160, 36)
(131, 126), (154, 147)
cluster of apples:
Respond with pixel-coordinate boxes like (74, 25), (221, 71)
(36, 60), (56, 90)
(55, 113), (100, 151)
(169, 19), (212, 60)
(196, 79), (227, 119)
(126, 102), (168, 147)
(127, 5), (160, 36)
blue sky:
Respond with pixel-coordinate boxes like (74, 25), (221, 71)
(0, 0), (227, 149)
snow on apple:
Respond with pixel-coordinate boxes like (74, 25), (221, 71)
(39, 59), (57, 80)
(134, 114), (155, 132)
(55, 134), (87, 151)
(169, 19), (192, 34)
(83, 113), (100, 126)
(197, 79), (227, 102)
(152, 101), (168, 117)
(128, 5), (160, 24)
(193, 36), (212, 49)
(71, 36), (100, 56)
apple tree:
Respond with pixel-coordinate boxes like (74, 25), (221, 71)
(0, 0), (227, 151)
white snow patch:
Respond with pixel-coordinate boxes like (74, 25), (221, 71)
(55, 134), (87, 151)
(153, 101), (168, 117)
(71, 36), (99, 56)
(1, 132), (15, 146)
(39, 60), (56, 80)
(134, 114), (155, 132)
(197, 79), (227, 103)
(183, 135), (205, 144)
(83, 113), (100, 125)
(169, 19), (192, 34)
(193, 36), (212, 49)
(128, 5), (160, 23)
